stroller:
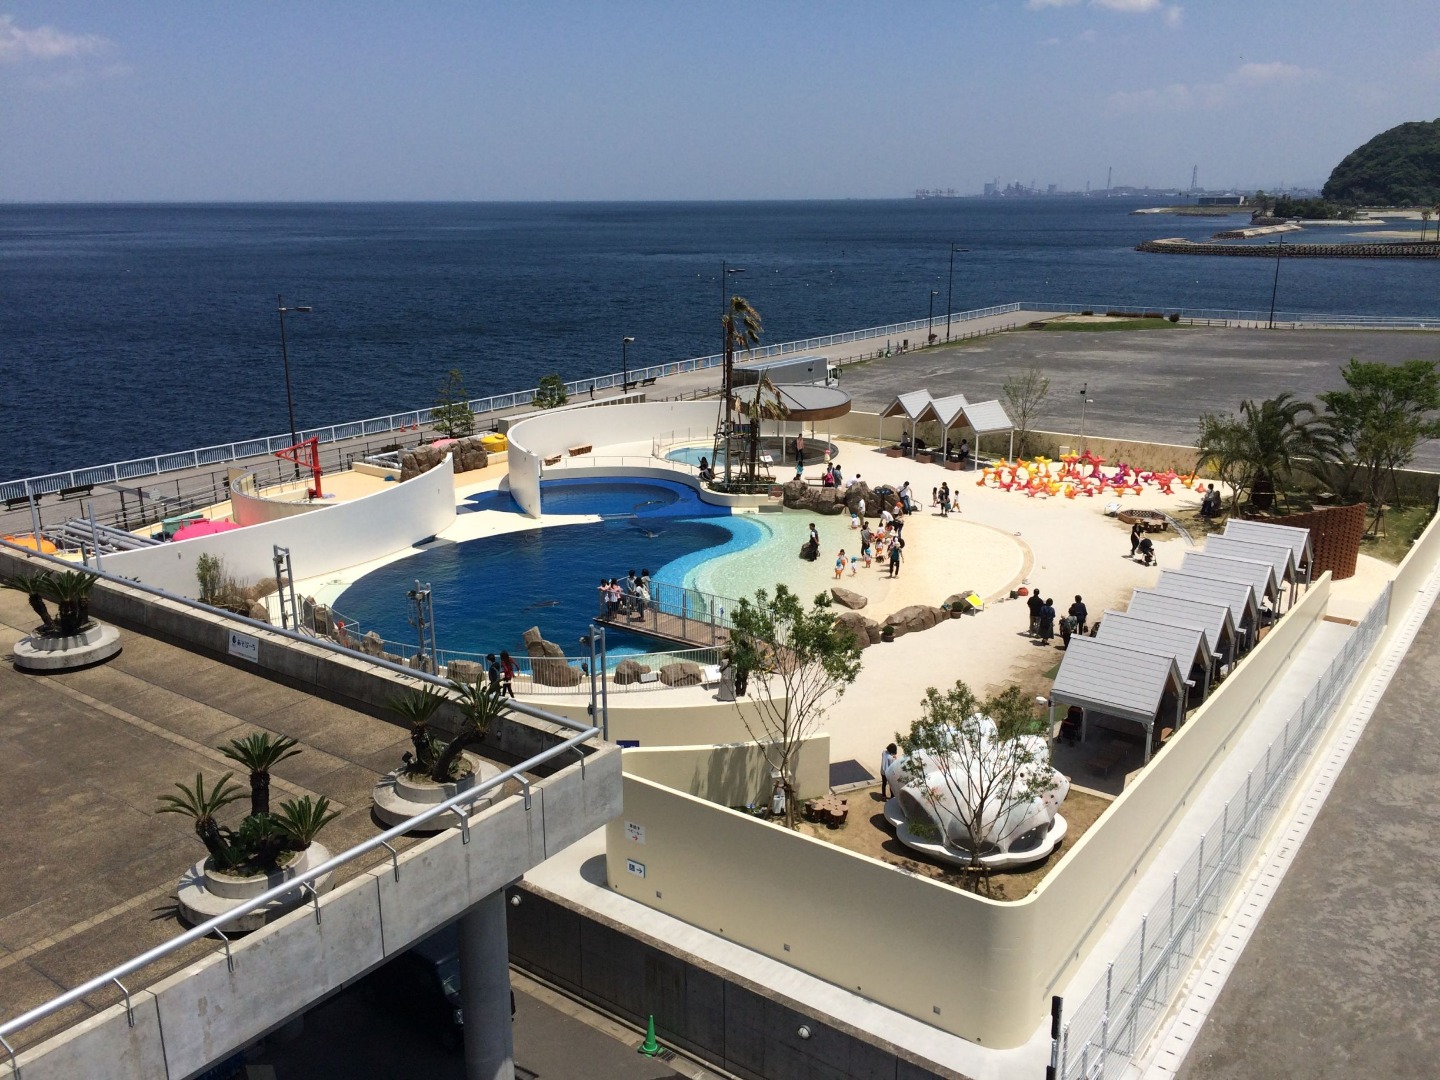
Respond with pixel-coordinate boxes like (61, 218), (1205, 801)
(1137, 537), (1156, 566)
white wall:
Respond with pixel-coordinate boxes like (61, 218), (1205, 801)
(507, 401), (718, 518)
(102, 458), (457, 598)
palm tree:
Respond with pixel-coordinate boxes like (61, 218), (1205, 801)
(156, 772), (246, 870)
(430, 681), (510, 783)
(740, 373), (790, 487)
(2, 571), (55, 631)
(716, 295), (763, 487)
(1199, 393), (1334, 513)
(35, 570), (99, 635)
(220, 733), (302, 817)
(1423, 209), (1434, 242)
(274, 795), (340, 850)
(386, 685), (448, 775)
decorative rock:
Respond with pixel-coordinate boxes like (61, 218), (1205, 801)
(400, 436), (490, 481)
(781, 481), (846, 515)
(360, 631), (385, 657)
(614, 658), (652, 685)
(523, 626), (583, 686)
(882, 604), (948, 637)
(247, 600), (271, 624)
(835, 610), (881, 650)
(659, 661), (702, 687)
(830, 587), (868, 610)
(448, 659), (482, 684)
(843, 482), (876, 516)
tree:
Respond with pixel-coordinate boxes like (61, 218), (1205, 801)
(535, 373), (568, 409)
(1194, 411), (1252, 516)
(716, 295), (764, 487)
(738, 372), (789, 487)
(896, 681), (1054, 893)
(430, 680), (510, 783)
(220, 732), (302, 817)
(728, 585), (862, 829)
(1195, 393), (1334, 513)
(1319, 359), (1440, 530)
(1001, 366), (1049, 458)
(2, 571), (55, 630)
(155, 772), (247, 870)
(1423, 209), (1434, 242)
(432, 369), (475, 437)
(386, 684), (448, 776)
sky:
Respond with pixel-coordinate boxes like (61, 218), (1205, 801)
(2, 1), (1437, 202)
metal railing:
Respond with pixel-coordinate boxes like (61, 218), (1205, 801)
(0, 539), (602, 1068)
(0, 303), (1023, 504)
(1052, 582), (1391, 1080)
(1023, 301), (1440, 329)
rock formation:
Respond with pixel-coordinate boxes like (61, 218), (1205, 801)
(830, 587), (868, 610)
(522, 626), (583, 686)
(400, 436), (490, 481)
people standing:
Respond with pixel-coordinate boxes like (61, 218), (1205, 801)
(1027, 590), (1044, 636)
(835, 548), (847, 579)
(888, 537), (904, 577)
(1040, 598), (1056, 643)
(1129, 522), (1142, 560)
(880, 743), (897, 799)
(486, 653), (502, 692)
(795, 433), (806, 468)
(1068, 595), (1089, 635)
(499, 650), (516, 695)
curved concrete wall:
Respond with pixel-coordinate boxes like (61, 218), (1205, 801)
(507, 401), (719, 518)
(102, 458), (457, 599)
(230, 474), (325, 526)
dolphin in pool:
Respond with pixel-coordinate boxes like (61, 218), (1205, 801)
(522, 599), (562, 610)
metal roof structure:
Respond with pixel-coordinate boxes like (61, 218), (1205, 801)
(880, 390), (933, 420)
(958, 399), (1014, 435)
(1201, 536), (1299, 585)
(914, 393), (968, 427)
(1124, 590), (1238, 663)
(1152, 572), (1261, 635)
(1180, 552), (1280, 607)
(1095, 614), (1214, 699)
(1050, 637), (1186, 762)
(770, 385), (852, 422)
(1222, 519), (1313, 575)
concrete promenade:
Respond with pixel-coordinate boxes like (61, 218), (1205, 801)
(1169, 598), (1440, 1080)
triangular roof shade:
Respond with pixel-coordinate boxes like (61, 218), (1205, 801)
(1152, 572), (1260, 630)
(914, 393), (969, 426)
(1095, 615), (1210, 681)
(880, 390), (933, 421)
(958, 399), (1014, 435)
(1222, 519), (1314, 571)
(1180, 552), (1280, 603)
(1124, 591), (1237, 659)
(1050, 637), (1185, 727)
(1201, 536), (1298, 585)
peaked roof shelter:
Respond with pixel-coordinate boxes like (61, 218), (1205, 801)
(1096, 614), (1215, 703)
(1201, 535), (1302, 605)
(1180, 551), (1283, 613)
(1125, 590), (1240, 668)
(956, 399), (1015, 462)
(1222, 519), (1314, 583)
(1049, 637), (1187, 763)
(879, 390), (933, 456)
(1152, 572), (1261, 651)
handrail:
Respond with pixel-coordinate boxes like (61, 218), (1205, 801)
(0, 724), (599, 1048)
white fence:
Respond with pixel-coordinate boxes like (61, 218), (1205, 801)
(1053, 582), (1391, 1079)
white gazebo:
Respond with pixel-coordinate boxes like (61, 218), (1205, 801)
(879, 390), (934, 456)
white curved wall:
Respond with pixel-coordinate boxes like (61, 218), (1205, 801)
(231, 480), (325, 526)
(507, 401), (719, 518)
(103, 458), (457, 598)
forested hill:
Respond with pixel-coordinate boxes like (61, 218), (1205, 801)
(1323, 118), (1440, 205)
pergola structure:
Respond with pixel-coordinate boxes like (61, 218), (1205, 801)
(1049, 637), (1187, 764)
(879, 390), (932, 456)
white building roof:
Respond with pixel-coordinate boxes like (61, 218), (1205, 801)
(915, 393), (969, 427)
(1050, 637), (1185, 728)
(1152, 572), (1260, 630)
(1124, 591), (1236, 659)
(1201, 536), (1298, 585)
(880, 390), (933, 421)
(958, 399), (1014, 435)
(1222, 519), (1313, 570)
(1095, 616), (1210, 681)
(1180, 552), (1280, 603)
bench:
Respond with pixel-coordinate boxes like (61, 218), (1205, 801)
(568, 445), (592, 457)
(58, 484), (94, 501)
(1086, 745), (1127, 778)
(640, 376), (658, 387)
(543, 454), (562, 466)
(4, 495), (36, 512)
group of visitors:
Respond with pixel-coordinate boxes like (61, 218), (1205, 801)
(485, 651), (516, 696)
(599, 569), (655, 619)
(697, 456), (715, 483)
(1198, 483), (1223, 519)
(930, 482), (957, 516)
(1128, 523), (1157, 566)
(1026, 589), (1089, 646)
(820, 462), (846, 487)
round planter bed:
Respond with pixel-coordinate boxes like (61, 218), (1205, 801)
(13, 621), (121, 672)
(176, 843), (334, 932)
(371, 751), (502, 830)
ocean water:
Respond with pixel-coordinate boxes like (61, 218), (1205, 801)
(3, 199), (1436, 482)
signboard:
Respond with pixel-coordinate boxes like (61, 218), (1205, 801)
(227, 631), (259, 663)
(624, 821), (646, 844)
(626, 859), (646, 879)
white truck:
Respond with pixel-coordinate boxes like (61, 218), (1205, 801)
(731, 354), (839, 389)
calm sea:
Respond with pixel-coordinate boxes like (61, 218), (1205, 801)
(2, 199), (1435, 481)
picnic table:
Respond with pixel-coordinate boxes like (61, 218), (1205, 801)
(803, 795), (849, 827)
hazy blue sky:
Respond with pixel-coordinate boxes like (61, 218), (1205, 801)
(3, 1), (1436, 201)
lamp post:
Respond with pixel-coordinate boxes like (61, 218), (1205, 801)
(277, 295), (312, 478)
(1079, 381), (1093, 451)
(1267, 235), (1285, 329)
(945, 243), (969, 342)
(622, 336), (635, 391)
(721, 260), (746, 352)
(927, 290), (939, 345)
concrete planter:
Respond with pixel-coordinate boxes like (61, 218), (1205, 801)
(371, 750), (501, 829)
(13, 620), (121, 672)
(177, 843), (334, 932)
(884, 447), (904, 458)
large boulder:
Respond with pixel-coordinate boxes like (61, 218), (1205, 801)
(882, 605), (948, 638)
(944, 591), (980, 618)
(614, 658), (652, 685)
(400, 436), (489, 481)
(522, 626), (583, 686)
(835, 610), (882, 650)
(448, 659), (483, 684)
(360, 631), (385, 657)
(452, 435), (491, 475)
(844, 482), (877, 516)
(782, 481), (846, 515)
(659, 661), (703, 687)
(831, 587), (868, 610)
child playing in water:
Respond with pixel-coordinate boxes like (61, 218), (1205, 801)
(835, 549), (847, 579)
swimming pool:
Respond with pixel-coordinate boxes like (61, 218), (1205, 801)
(333, 478), (751, 660)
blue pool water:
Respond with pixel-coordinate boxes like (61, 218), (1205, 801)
(333, 479), (747, 659)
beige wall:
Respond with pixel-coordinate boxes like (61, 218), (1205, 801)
(622, 736), (831, 807)
(516, 694), (777, 749)
(604, 572), (1342, 1048)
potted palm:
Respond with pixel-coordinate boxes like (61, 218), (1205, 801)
(372, 681), (508, 829)
(6, 567), (121, 671)
(158, 734), (339, 931)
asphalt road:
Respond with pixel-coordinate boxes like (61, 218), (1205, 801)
(836, 326), (1440, 470)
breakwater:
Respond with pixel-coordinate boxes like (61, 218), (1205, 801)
(1138, 238), (1440, 259)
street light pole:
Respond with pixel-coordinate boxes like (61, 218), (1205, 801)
(720, 260), (746, 354)
(1267, 235), (1285, 329)
(622, 336), (635, 391)
(927, 290), (939, 345)
(945, 243), (968, 342)
(1079, 382), (1092, 451)
(277, 294), (313, 478)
